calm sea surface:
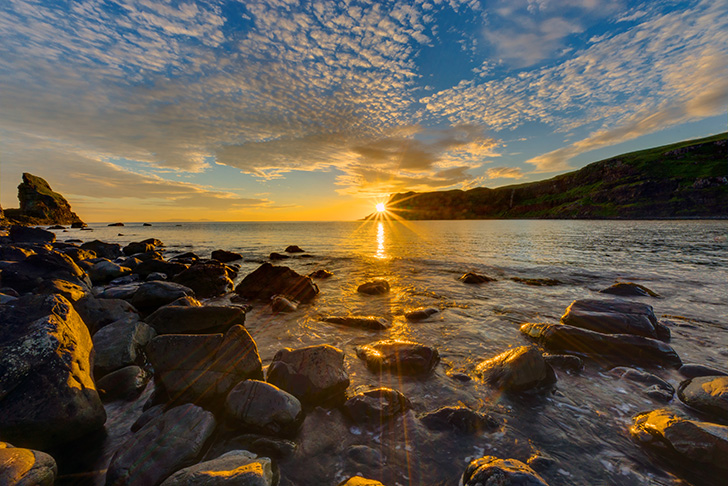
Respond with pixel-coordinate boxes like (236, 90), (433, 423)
(68, 220), (728, 486)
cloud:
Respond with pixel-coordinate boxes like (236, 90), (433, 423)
(485, 166), (524, 179)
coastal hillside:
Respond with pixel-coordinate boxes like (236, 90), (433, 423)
(384, 132), (727, 219)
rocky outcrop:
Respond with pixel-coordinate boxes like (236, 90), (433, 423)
(355, 340), (440, 375)
(3, 173), (85, 225)
(475, 346), (555, 392)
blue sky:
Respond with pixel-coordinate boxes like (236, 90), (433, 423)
(1, 0), (726, 221)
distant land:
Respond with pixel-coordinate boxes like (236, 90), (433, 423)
(373, 132), (727, 220)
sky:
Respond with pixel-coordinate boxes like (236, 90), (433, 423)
(1, 0), (726, 222)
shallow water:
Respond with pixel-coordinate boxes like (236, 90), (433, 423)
(60, 220), (728, 485)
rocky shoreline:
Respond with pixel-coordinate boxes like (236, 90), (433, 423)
(1, 225), (727, 486)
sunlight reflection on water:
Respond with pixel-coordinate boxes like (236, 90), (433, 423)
(375, 221), (386, 259)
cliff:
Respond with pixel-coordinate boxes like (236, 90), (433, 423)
(381, 132), (727, 220)
(2, 173), (85, 226)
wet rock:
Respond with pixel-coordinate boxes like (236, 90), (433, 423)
(160, 450), (274, 486)
(459, 272), (496, 284)
(266, 344), (349, 406)
(309, 269), (333, 279)
(123, 241), (155, 256)
(0, 245), (34, 261)
(35, 278), (89, 302)
(97, 365), (151, 402)
(209, 435), (296, 461)
(355, 340), (440, 376)
(169, 295), (202, 306)
(134, 259), (188, 279)
(146, 271), (168, 281)
(94, 283), (142, 300)
(92, 316), (155, 377)
(169, 252), (200, 263)
(80, 240), (122, 259)
(543, 354), (584, 373)
(71, 222), (86, 228)
(148, 325), (263, 404)
(140, 238), (163, 247)
(346, 445), (384, 468)
(146, 304), (245, 334)
(74, 295), (140, 334)
(9, 225), (56, 244)
(106, 403), (216, 486)
(0, 294), (106, 449)
(108, 222), (124, 227)
(225, 380), (304, 436)
(561, 298), (664, 340)
(343, 387), (411, 426)
(678, 376), (728, 420)
(235, 263), (319, 303)
(600, 282), (659, 297)
(269, 252), (289, 260)
(338, 477), (386, 486)
(130, 281), (195, 314)
(679, 364), (728, 379)
(609, 367), (674, 401)
(357, 279), (390, 295)
(271, 295), (297, 313)
(404, 307), (439, 321)
(0, 293), (18, 305)
(462, 456), (550, 486)
(323, 315), (390, 330)
(0, 442), (57, 486)
(212, 249), (243, 262)
(88, 259), (132, 284)
(419, 406), (498, 433)
(1, 251), (91, 293)
(520, 322), (682, 368)
(511, 277), (561, 286)
(62, 246), (97, 263)
(172, 262), (234, 298)
(475, 346), (555, 392)
(631, 409), (728, 471)
(285, 245), (305, 253)
(131, 404), (165, 433)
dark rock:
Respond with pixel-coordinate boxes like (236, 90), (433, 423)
(346, 445), (384, 468)
(169, 295), (202, 306)
(285, 245), (305, 253)
(35, 278), (89, 302)
(309, 269), (333, 279)
(323, 315), (390, 330)
(62, 247), (97, 263)
(97, 365), (151, 402)
(94, 283), (142, 300)
(225, 379), (304, 436)
(521, 322), (682, 368)
(476, 346), (555, 392)
(140, 238), (163, 247)
(511, 277), (561, 286)
(1, 251), (91, 293)
(357, 279), (390, 295)
(71, 222), (86, 228)
(419, 406), (498, 433)
(266, 344), (349, 406)
(131, 404), (165, 433)
(543, 354), (584, 373)
(146, 305), (245, 334)
(462, 456), (550, 486)
(15, 173), (84, 225)
(80, 240), (122, 259)
(561, 298), (663, 340)
(343, 387), (411, 426)
(0, 294), (106, 449)
(0, 288), (20, 297)
(404, 307), (439, 321)
(459, 272), (496, 284)
(600, 282), (659, 297)
(170, 252), (200, 264)
(143, 223), (152, 226)
(212, 249), (243, 262)
(209, 435), (296, 460)
(108, 222), (124, 227)
(609, 367), (674, 400)
(0, 293), (18, 305)
(130, 281), (195, 314)
(92, 317), (155, 377)
(269, 252), (289, 260)
(123, 241), (155, 256)
(355, 340), (440, 376)
(0, 442), (57, 485)
(338, 476), (386, 486)
(9, 225), (56, 244)
(134, 259), (188, 279)
(160, 450), (274, 486)
(47, 225), (65, 230)
(0, 245), (34, 261)
(146, 272), (168, 281)
(148, 325), (263, 404)
(678, 376), (728, 420)
(74, 295), (140, 334)
(88, 259), (132, 284)
(235, 262), (319, 303)
(172, 262), (234, 298)
(679, 364), (728, 379)
(105, 403), (216, 486)
(271, 295), (297, 313)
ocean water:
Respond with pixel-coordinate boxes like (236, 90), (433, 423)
(65, 220), (728, 485)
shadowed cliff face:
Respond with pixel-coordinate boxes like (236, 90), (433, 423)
(2, 173), (84, 225)
(385, 133), (728, 220)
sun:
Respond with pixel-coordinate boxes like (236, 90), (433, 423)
(376, 202), (386, 213)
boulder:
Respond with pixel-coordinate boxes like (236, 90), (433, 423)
(679, 364), (728, 379)
(108, 222), (124, 227)
(15, 173), (84, 225)
(134, 259), (188, 279)
(211, 249), (243, 263)
(270, 295), (297, 313)
(0, 293), (18, 305)
(476, 346), (555, 392)
(123, 242), (155, 256)
(268, 252), (289, 260)
(338, 477), (386, 486)
(62, 247), (97, 263)
(92, 316), (155, 377)
(0, 245), (34, 261)
(74, 295), (140, 334)
(96, 365), (151, 402)
(160, 450), (274, 486)
(561, 299), (666, 340)
(130, 281), (195, 314)
(542, 354), (584, 373)
(322, 316), (390, 330)
(0, 442), (57, 486)
(404, 307), (439, 321)
(235, 263), (319, 303)
(146, 305), (245, 334)
(172, 262), (234, 298)
(140, 238), (163, 247)
(459, 272), (495, 284)
(355, 340), (440, 376)
(419, 406), (498, 433)
(678, 376), (728, 420)
(266, 344), (349, 406)
(170, 251), (200, 263)
(600, 282), (659, 297)
(146, 272), (167, 281)
(462, 456), (550, 486)
(284, 245), (305, 253)
(71, 222), (86, 228)
(520, 323), (682, 368)
(35, 278), (89, 302)
(9, 225), (56, 244)
(88, 259), (132, 284)
(105, 404), (216, 486)
(1, 251), (91, 293)
(225, 380), (304, 436)
(80, 240), (122, 259)
(0, 294), (106, 449)
(309, 269), (333, 279)
(148, 325), (263, 404)
(343, 387), (411, 426)
(357, 279), (390, 295)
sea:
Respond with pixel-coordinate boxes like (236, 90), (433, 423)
(62, 220), (728, 486)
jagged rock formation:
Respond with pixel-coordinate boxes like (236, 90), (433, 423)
(2, 173), (84, 225)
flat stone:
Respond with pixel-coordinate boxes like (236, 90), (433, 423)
(561, 298), (661, 339)
(285, 245), (305, 253)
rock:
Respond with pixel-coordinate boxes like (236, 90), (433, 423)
(462, 456), (550, 486)
(322, 316), (390, 330)
(459, 272), (496, 284)
(148, 325), (263, 404)
(561, 298), (665, 340)
(357, 279), (390, 295)
(160, 450), (274, 486)
(130, 281), (195, 314)
(1, 251), (91, 293)
(600, 282), (659, 297)
(511, 277), (561, 286)
(338, 477), (386, 486)
(143, 222), (152, 226)
(9, 225), (56, 244)
(285, 245), (305, 253)
(346, 445), (384, 468)
(520, 322), (682, 368)
(62, 247), (97, 263)
(146, 271), (167, 281)
(105, 403), (217, 486)
(209, 435), (296, 461)
(172, 262), (234, 298)
(212, 249), (243, 262)
(404, 307), (439, 321)
(88, 259), (132, 284)
(0, 245), (34, 261)
(123, 241), (155, 256)
(266, 344), (349, 406)
(679, 364), (728, 379)
(140, 238), (163, 247)
(0, 294), (106, 449)
(343, 387), (411, 426)
(74, 295), (140, 334)
(96, 365), (151, 402)
(235, 263), (319, 303)
(419, 406), (498, 433)
(71, 222), (86, 228)
(80, 240), (122, 259)
(169, 295), (202, 306)
(92, 317), (155, 377)
(268, 252), (289, 260)
(0, 442), (57, 485)
(309, 269), (333, 279)
(15, 173), (84, 225)
(609, 367), (675, 401)
(543, 354), (584, 373)
(225, 380), (304, 436)
(108, 222), (124, 227)
(678, 376), (728, 420)
(355, 340), (440, 376)
(0, 293), (18, 305)
(134, 259), (188, 279)
(631, 409), (728, 471)
(270, 295), (297, 313)
(131, 404), (165, 433)
(170, 251), (200, 263)
(35, 278), (89, 302)
(475, 346), (555, 392)
(146, 305), (245, 334)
